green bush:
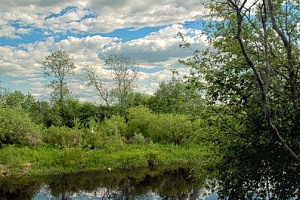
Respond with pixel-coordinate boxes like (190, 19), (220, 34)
(127, 106), (154, 139)
(42, 126), (83, 148)
(127, 106), (196, 145)
(80, 119), (125, 150)
(149, 114), (194, 145)
(0, 106), (41, 146)
(132, 133), (147, 144)
(100, 115), (127, 137)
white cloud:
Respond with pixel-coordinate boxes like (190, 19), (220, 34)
(0, 25), (20, 39)
(99, 24), (207, 65)
(0, 0), (210, 102)
(0, 0), (208, 37)
(0, 35), (125, 101)
(16, 28), (32, 35)
(0, 24), (208, 102)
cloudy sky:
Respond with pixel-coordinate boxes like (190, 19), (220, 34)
(0, 0), (210, 103)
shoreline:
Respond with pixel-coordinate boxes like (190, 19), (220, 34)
(0, 143), (211, 178)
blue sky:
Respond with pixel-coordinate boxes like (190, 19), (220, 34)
(0, 0), (209, 103)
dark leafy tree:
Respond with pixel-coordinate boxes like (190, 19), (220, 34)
(181, 0), (300, 161)
(180, 0), (300, 198)
(149, 72), (204, 118)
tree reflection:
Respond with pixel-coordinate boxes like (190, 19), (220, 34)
(211, 142), (300, 200)
(0, 166), (207, 200)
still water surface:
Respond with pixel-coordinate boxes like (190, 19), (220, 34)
(0, 167), (217, 200)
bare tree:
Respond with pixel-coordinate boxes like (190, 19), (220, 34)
(105, 54), (138, 109)
(85, 64), (111, 107)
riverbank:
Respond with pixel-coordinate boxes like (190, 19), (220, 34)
(0, 143), (213, 177)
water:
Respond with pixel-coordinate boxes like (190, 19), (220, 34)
(0, 167), (217, 200)
(2, 162), (299, 200)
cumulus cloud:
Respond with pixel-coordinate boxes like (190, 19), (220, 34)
(0, 23), (208, 101)
(0, 0), (210, 102)
(0, 0), (208, 37)
(99, 24), (207, 65)
(0, 35), (119, 101)
(0, 25), (20, 39)
(96, 24), (207, 95)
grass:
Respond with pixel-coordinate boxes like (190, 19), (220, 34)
(0, 143), (212, 177)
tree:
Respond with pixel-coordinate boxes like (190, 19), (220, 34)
(127, 92), (151, 108)
(105, 54), (138, 111)
(0, 78), (8, 104)
(149, 72), (203, 117)
(4, 91), (25, 108)
(177, 1), (300, 197)
(42, 51), (75, 103)
(85, 64), (111, 107)
(42, 51), (76, 122)
(181, 0), (299, 161)
(0, 106), (41, 146)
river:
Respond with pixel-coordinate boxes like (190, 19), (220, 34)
(0, 167), (217, 200)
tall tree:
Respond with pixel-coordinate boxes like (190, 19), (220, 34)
(181, 0), (299, 161)
(105, 54), (138, 110)
(149, 71), (203, 117)
(0, 76), (8, 104)
(85, 64), (111, 107)
(42, 51), (75, 103)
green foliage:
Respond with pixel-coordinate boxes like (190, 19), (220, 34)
(77, 102), (100, 126)
(60, 148), (86, 167)
(78, 118), (125, 150)
(149, 75), (204, 119)
(32, 100), (52, 125)
(100, 115), (127, 136)
(127, 106), (198, 145)
(42, 126), (83, 148)
(42, 99), (81, 128)
(0, 79), (7, 104)
(61, 99), (81, 127)
(4, 91), (25, 108)
(0, 144), (211, 176)
(180, 0), (300, 162)
(42, 50), (75, 102)
(0, 107), (41, 146)
(2, 91), (50, 125)
(127, 106), (154, 139)
(44, 102), (63, 127)
(180, 0), (300, 192)
(127, 92), (151, 108)
(151, 114), (194, 145)
(132, 133), (147, 145)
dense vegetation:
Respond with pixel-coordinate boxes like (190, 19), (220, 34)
(0, 76), (216, 177)
(0, 0), (299, 199)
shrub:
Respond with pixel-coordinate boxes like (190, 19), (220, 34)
(132, 133), (147, 145)
(127, 106), (195, 145)
(100, 115), (127, 137)
(81, 119), (125, 150)
(0, 106), (41, 146)
(42, 126), (83, 148)
(127, 106), (154, 139)
(149, 114), (194, 145)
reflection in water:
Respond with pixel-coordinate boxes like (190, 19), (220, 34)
(1, 161), (298, 200)
(0, 167), (215, 200)
(211, 141), (300, 199)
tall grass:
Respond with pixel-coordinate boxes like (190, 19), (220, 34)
(0, 144), (212, 176)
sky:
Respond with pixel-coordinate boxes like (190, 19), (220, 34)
(0, 0), (210, 103)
